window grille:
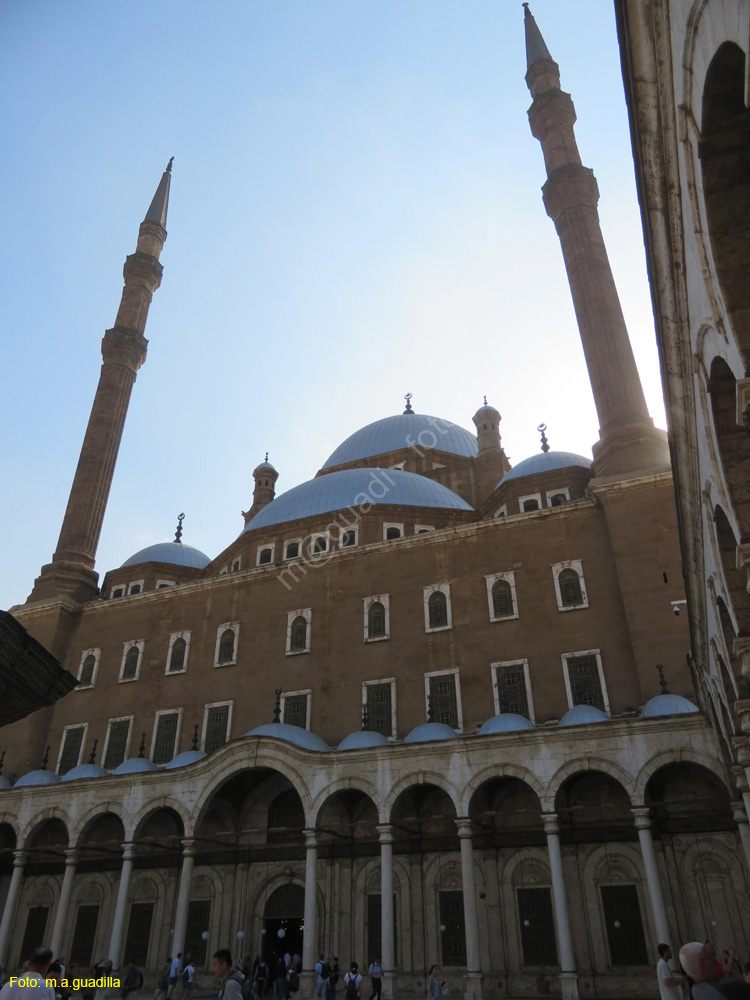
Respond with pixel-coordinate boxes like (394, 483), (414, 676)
(522, 499), (539, 512)
(168, 637), (186, 673)
(290, 616), (307, 651)
(368, 602), (386, 638)
(70, 904), (99, 966)
(386, 527), (401, 540)
(103, 719), (131, 769)
(517, 888), (557, 965)
(153, 713), (179, 764)
(566, 656), (605, 711)
(283, 694), (308, 729)
(204, 704), (230, 752)
(367, 894), (397, 965)
(428, 591), (448, 629)
(122, 646), (140, 680)
(341, 531), (356, 547)
(124, 902), (153, 967)
(20, 907), (49, 966)
(492, 580), (514, 618)
(600, 885), (648, 966)
(429, 675), (458, 729)
(259, 548), (272, 565)
(559, 568), (583, 606)
(80, 654), (96, 686)
(495, 665), (529, 718)
(58, 726), (85, 774)
(185, 901), (211, 966)
(439, 891), (466, 966)
(367, 683), (392, 736)
(218, 628), (235, 663)
(286, 542), (300, 558)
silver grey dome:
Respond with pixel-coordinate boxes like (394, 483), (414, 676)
(113, 756), (159, 774)
(338, 730), (390, 750)
(61, 762), (109, 782)
(323, 414), (478, 469)
(121, 541), (211, 570)
(559, 704), (611, 726)
(498, 450), (592, 486)
(403, 722), (458, 744)
(479, 712), (535, 734)
(164, 749), (207, 769)
(641, 694), (699, 718)
(246, 722), (331, 752)
(15, 769), (62, 787)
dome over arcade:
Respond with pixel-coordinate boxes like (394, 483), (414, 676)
(246, 722), (331, 752)
(338, 729), (390, 750)
(641, 694), (699, 718)
(113, 756), (159, 775)
(498, 450), (592, 486)
(15, 768), (61, 787)
(478, 712), (535, 734)
(403, 722), (458, 743)
(323, 412), (478, 469)
(121, 540), (211, 570)
(244, 468), (472, 532)
(559, 704), (611, 726)
(61, 762), (109, 782)
(165, 749), (207, 770)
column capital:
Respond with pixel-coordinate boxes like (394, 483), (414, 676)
(376, 824), (394, 844)
(455, 817), (474, 838)
(64, 848), (79, 866)
(12, 850), (29, 867)
(181, 838), (197, 857)
(542, 813), (560, 836)
(731, 801), (749, 825)
(121, 841), (136, 862)
(303, 828), (318, 849)
(631, 806), (653, 830)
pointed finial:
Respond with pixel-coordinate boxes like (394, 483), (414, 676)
(523, 3), (553, 70)
(537, 423), (550, 453)
(403, 392), (414, 415)
(656, 664), (671, 695)
(175, 512), (185, 543)
(41, 745), (50, 770)
(273, 689), (282, 724)
(427, 694), (435, 723)
(144, 161), (172, 229)
(137, 733), (146, 758)
(361, 704), (369, 731)
(191, 725), (199, 751)
(265, 452), (269, 462)
(483, 395), (488, 407)
(166, 156), (174, 174)
(0, 750), (5, 776)
(88, 739), (99, 764)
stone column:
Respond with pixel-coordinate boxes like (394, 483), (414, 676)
(302, 829), (318, 986)
(0, 850), (28, 964)
(377, 825), (395, 999)
(50, 849), (78, 956)
(172, 839), (197, 960)
(542, 815), (578, 1000)
(455, 819), (482, 1000)
(731, 802), (750, 879)
(632, 808), (671, 946)
(108, 842), (135, 970)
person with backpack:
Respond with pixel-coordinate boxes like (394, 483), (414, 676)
(182, 960), (195, 998)
(168, 955), (182, 1000)
(120, 961), (144, 1000)
(343, 964), (362, 1000)
(154, 959), (171, 1000)
(326, 959), (339, 1000)
(254, 957), (269, 999)
(366, 960), (382, 1000)
(212, 950), (245, 1000)
(314, 955), (329, 1000)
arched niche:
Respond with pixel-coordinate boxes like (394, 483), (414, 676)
(78, 812), (126, 870)
(133, 807), (184, 868)
(645, 761), (735, 835)
(554, 771), (635, 845)
(25, 818), (69, 874)
(468, 776), (544, 848)
(712, 500), (750, 641)
(316, 788), (379, 846)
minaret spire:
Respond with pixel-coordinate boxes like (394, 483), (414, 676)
(28, 163), (173, 604)
(523, 9), (668, 477)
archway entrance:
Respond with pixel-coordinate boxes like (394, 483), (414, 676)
(263, 884), (305, 963)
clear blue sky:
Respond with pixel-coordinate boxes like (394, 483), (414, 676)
(1, 1), (666, 610)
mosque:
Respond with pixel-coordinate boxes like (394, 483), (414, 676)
(1, 7), (749, 1000)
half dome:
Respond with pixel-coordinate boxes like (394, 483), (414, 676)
(498, 451), (592, 487)
(641, 694), (699, 718)
(15, 769), (62, 787)
(338, 730), (390, 750)
(113, 756), (159, 775)
(121, 541), (211, 570)
(323, 414), (478, 469)
(559, 704), (611, 726)
(403, 722), (458, 744)
(164, 749), (208, 770)
(246, 722), (331, 752)
(61, 762), (109, 782)
(244, 468), (472, 532)
(479, 713), (535, 734)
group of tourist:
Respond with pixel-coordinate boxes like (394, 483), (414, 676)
(657, 941), (750, 1000)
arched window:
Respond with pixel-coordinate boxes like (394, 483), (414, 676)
(129, 584), (141, 595)
(549, 493), (566, 507)
(559, 569), (583, 607)
(341, 530), (356, 547)
(368, 602), (386, 638)
(218, 628), (235, 664)
(385, 526), (402, 540)
(313, 536), (327, 554)
(112, 588), (124, 598)
(285, 541), (300, 559)
(492, 579), (514, 618)
(522, 498), (540, 513)
(80, 654), (96, 686)
(290, 615), (307, 651)
(428, 591), (448, 629)
(122, 646), (140, 680)
(258, 547), (273, 565)
(168, 637), (186, 673)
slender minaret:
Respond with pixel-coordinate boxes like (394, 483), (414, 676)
(28, 162), (173, 604)
(242, 455), (279, 525)
(523, 5), (668, 477)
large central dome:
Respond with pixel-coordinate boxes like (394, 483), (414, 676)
(323, 414), (478, 469)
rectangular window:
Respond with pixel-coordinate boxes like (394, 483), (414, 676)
(124, 902), (153, 967)
(367, 894), (397, 966)
(58, 725), (86, 775)
(600, 885), (648, 966)
(566, 655), (605, 711)
(103, 718), (131, 769)
(20, 907), (49, 967)
(204, 704), (230, 752)
(494, 665), (530, 718)
(367, 683), (393, 736)
(284, 694), (308, 729)
(152, 712), (180, 764)
(70, 904), (100, 967)
(439, 891), (466, 966)
(517, 888), (557, 966)
(185, 900), (211, 966)
(429, 674), (459, 729)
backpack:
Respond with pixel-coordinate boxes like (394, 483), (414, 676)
(320, 964), (331, 981)
(182, 970), (190, 985)
(256, 963), (268, 981)
(289, 973), (300, 994)
(345, 976), (359, 1000)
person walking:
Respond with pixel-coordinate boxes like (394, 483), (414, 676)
(254, 957), (269, 999)
(182, 960), (195, 999)
(168, 954), (182, 1000)
(154, 959), (172, 1000)
(0, 950), (54, 1000)
(656, 944), (687, 1000)
(121, 961), (144, 1000)
(325, 960), (339, 1000)
(342, 965), (362, 1000)
(426, 966), (442, 1000)
(314, 956), (327, 1000)
(213, 951), (245, 1000)
(367, 960), (382, 1000)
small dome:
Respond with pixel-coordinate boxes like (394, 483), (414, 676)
(479, 713), (535, 734)
(641, 694), (699, 718)
(338, 730), (390, 750)
(498, 450), (592, 486)
(244, 468), (472, 532)
(120, 541), (211, 570)
(559, 704), (611, 726)
(246, 722), (331, 752)
(403, 722), (458, 744)
(61, 763), (109, 782)
(164, 749), (208, 770)
(323, 414), (478, 468)
(113, 756), (159, 775)
(255, 460), (277, 472)
(15, 769), (62, 787)
(0, 776), (10, 789)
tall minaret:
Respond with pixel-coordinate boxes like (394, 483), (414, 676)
(28, 162), (173, 604)
(523, 5), (668, 477)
